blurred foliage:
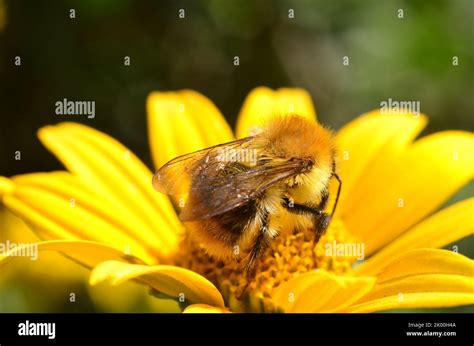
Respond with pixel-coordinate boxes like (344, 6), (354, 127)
(0, 0), (472, 176)
(0, 0), (472, 312)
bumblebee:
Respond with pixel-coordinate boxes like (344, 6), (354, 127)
(153, 115), (341, 279)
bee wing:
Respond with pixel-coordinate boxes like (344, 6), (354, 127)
(179, 159), (309, 221)
(152, 136), (255, 195)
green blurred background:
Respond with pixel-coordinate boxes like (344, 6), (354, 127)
(0, 0), (472, 312)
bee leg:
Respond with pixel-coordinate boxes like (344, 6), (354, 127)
(281, 192), (331, 243)
(312, 191), (330, 243)
(239, 211), (271, 299)
(318, 190), (329, 210)
(313, 213), (331, 243)
(282, 197), (323, 216)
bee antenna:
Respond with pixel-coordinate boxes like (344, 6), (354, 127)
(330, 173), (342, 218)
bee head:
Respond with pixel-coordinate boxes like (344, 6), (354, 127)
(261, 115), (335, 171)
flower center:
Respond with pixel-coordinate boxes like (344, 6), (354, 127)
(175, 219), (358, 312)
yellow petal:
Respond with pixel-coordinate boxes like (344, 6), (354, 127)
(0, 209), (89, 282)
(355, 200), (474, 276)
(4, 188), (82, 241)
(349, 274), (474, 312)
(272, 270), (375, 312)
(4, 172), (158, 263)
(347, 292), (474, 313)
(358, 248), (474, 282)
(235, 87), (317, 138)
(183, 304), (228, 313)
(90, 260), (225, 309)
(0, 176), (13, 195)
(367, 273), (473, 299)
(0, 240), (138, 270)
(343, 130), (474, 254)
(37, 122), (182, 256)
(0, 208), (41, 243)
(15, 172), (168, 257)
(349, 249), (474, 312)
(147, 90), (234, 168)
(87, 280), (151, 313)
(335, 111), (427, 216)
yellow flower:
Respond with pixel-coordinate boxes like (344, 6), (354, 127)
(1, 87), (473, 313)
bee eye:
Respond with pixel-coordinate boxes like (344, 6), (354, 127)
(300, 157), (314, 170)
